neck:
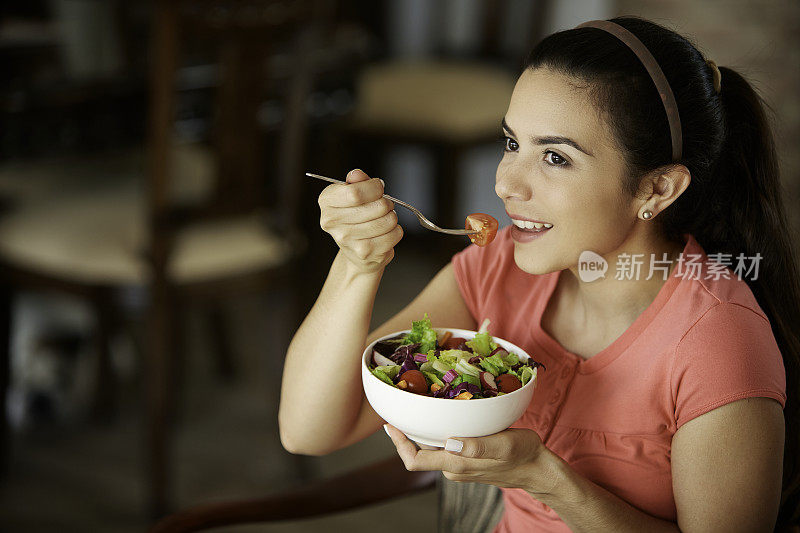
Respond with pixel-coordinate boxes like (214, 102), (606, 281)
(562, 230), (686, 331)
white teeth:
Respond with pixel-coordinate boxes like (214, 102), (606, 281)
(512, 218), (552, 231)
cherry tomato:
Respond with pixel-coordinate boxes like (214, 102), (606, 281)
(399, 370), (428, 395)
(465, 213), (499, 246)
(443, 336), (467, 350)
(496, 373), (522, 393)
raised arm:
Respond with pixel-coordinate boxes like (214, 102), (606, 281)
(278, 169), (476, 456)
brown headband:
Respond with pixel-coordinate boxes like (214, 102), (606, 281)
(576, 20), (683, 162)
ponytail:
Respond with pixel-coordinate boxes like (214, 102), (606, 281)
(709, 65), (800, 528)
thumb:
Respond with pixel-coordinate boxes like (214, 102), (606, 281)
(346, 168), (370, 184)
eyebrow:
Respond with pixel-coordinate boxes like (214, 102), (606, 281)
(502, 117), (594, 157)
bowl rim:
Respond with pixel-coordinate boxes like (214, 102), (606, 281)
(362, 327), (537, 401)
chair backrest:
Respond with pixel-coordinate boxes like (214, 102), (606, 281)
(429, 0), (553, 69)
(147, 0), (336, 271)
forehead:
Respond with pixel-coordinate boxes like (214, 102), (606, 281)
(506, 68), (615, 153)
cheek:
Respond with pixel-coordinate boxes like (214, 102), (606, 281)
(550, 181), (633, 258)
(559, 180), (627, 229)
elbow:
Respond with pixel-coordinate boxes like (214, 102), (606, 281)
(279, 430), (325, 457)
(280, 433), (333, 457)
(278, 415), (335, 457)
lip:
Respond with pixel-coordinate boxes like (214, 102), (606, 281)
(510, 225), (551, 242)
(505, 210), (551, 225)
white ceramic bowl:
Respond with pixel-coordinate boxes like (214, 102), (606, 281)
(362, 328), (537, 447)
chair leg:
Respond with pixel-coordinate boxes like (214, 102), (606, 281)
(145, 0), (180, 517)
(91, 294), (116, 423)
(205, 302), (235, 381)
(145, 285), (179, 519)
(0, 285), (12, 477)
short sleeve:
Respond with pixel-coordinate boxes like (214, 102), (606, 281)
(451, 242), (486, 321)
(451, 227), (514, 321)
(671, 302), (786, 429)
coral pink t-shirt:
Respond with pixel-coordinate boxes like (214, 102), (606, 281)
(451, 226), (786, 532)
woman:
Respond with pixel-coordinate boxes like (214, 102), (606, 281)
(279, 16), (800, 532)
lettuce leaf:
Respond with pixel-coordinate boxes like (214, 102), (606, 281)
(465, 332), (498, 357)
(439, 349), (472, 361)
(485, 352), (509, 373)
(432, 359), (454, 374)
(501, 351), (519, 367)
(520, 366), (535, 385)
(459, 373), (480, 387)
(422, 371), (444, 388)
(478, 357), (504, 377)
(375, 364), (400, 379)
(371, 368), (395, 386)
(401, 313), (438, 354)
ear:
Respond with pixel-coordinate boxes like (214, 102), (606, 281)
(636, 164), (691, 219)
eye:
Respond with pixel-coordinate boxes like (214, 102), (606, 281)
(497, 134), (518, 153)
(543, 150), (569, 167)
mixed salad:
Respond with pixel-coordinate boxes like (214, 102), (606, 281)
(368, 314), (544, 399)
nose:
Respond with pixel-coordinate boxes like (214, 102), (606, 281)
(495, 166), (531, 202)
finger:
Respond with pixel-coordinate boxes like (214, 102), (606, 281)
(342, 222), (402, 256)
(384, 425), (455, 471)
(383, 425), (471, 472)
(341, 210), (399, 241)
(326, 197), (395, 225)
(345, 168), (370, 184)
(324, 175), (384, 208)
(338, 225), (403, 266)
(384, 424), (426, 467)
(400, 446), (485, 474)
(447, 428), (538, 460)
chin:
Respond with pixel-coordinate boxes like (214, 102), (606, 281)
(512, 245), (558, 276)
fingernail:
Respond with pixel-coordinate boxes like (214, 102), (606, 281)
(445, 439), (463, 453)
(383, 424), (391, 438)
(379, 179), (385, 188)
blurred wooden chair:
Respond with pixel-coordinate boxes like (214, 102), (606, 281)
(0, 0), (336, 518)
(339, 0), (553, 244)
(149, 455), (505, 533)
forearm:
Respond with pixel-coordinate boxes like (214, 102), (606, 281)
(532, 452), (680, 533)
(278, 250), (383, 455)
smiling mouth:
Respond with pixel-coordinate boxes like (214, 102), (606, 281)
(510, 219), (553, 232)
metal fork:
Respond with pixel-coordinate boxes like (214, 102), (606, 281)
(306, 172), (478, 235)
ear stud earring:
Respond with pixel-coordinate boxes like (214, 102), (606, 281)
(641, 210), (653, 220)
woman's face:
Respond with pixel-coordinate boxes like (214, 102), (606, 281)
(496, 67), (638, 275)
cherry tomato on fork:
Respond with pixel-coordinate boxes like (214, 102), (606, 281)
(465, 213), (499, 246)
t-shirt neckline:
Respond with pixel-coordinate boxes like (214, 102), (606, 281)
(527, 234), (696, 374)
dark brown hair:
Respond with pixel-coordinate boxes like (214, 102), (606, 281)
(524, 15), (800, 528)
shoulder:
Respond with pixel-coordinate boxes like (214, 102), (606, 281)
(670, 300), (786, 429)
(677, 234), (768, 319)
(664, 235), (787, 429)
